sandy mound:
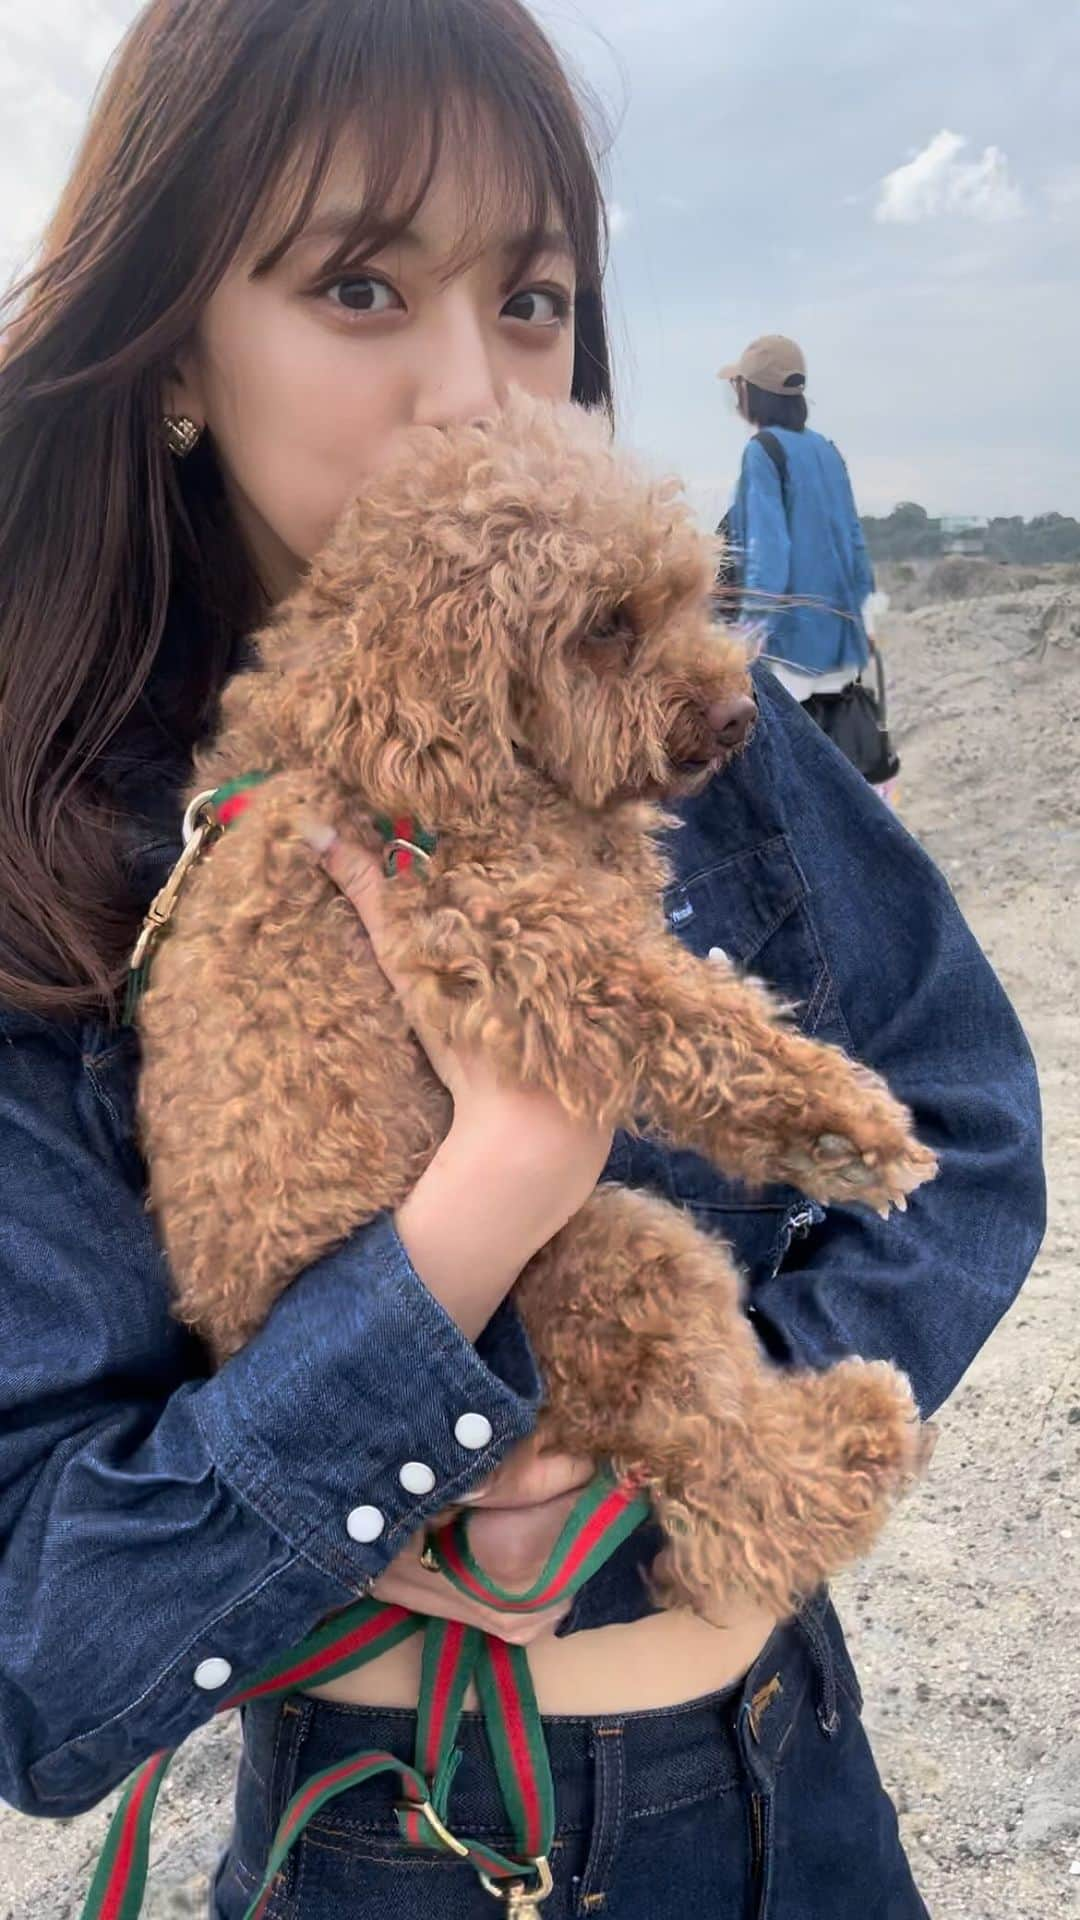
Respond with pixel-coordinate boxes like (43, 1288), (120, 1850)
(838, 572), (1080, 1918)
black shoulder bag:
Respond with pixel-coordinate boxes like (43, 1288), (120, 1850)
(802, 647), (900, 788)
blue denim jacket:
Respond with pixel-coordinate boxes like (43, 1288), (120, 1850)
(0, 667), (1045, 1819)
(730, 428), (875, 674)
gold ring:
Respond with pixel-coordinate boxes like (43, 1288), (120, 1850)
(382, 838), (433, 876)
(181, 788), (218, 845)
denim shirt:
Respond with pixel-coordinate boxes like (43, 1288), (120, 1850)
(730, 428), (876, 674)
(0, 666), (1045, 1819)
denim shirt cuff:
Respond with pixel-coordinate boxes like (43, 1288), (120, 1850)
(194, 1212), (542, 1588)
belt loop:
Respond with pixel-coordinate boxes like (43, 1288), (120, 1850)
(574, 1724), (625, 1914)
(263, 1693), (311, 1904)
(737, 1688), (779, 1792)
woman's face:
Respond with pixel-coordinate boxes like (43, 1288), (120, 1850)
(171, 141), (578, 601)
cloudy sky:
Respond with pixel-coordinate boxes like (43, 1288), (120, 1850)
(2, 0), (1077, 524)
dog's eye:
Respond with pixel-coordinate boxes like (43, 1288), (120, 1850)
(586, 606), (635, 648)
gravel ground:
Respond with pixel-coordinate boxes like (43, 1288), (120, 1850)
(2, 576), (1077, 1918)
(835, 576), (1080, 1919)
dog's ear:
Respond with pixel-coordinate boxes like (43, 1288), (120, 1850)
(264, 560), (517, 828)
(356, 581), (518, 825)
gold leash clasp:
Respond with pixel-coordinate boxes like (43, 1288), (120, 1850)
(480, 1858), (554, 1915)
(395, 1800), (471, 1861)
(128, 789), (220, 976)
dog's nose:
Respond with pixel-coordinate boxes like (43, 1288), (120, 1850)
(706, 694), (757, 750)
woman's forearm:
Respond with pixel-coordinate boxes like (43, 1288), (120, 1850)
(394, 1111), (598, 1342)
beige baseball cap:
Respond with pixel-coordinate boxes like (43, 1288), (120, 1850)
(717, 334), (807, 396)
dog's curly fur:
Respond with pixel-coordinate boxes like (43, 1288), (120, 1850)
(138, 390), (937, 1623)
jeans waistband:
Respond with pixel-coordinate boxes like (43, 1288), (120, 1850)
(238, 1593), (853, 1844)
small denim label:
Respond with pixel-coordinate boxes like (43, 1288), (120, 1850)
(669, 900), (695, 927)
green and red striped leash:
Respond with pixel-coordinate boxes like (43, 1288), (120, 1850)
(80, 1472), (649, 1919)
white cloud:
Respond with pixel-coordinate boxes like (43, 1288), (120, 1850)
(875, 130), (1025, 226)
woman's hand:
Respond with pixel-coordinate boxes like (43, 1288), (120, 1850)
(305, 825), (611, 1181)
(372, 1436), (596, 1644)
(303, 825), (613, 1337)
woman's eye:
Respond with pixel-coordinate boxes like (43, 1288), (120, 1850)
(503, 287), (573, 326)
(326, 276), (402, 315)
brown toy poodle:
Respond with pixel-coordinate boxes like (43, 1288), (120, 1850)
(137, 390), (936, 1622)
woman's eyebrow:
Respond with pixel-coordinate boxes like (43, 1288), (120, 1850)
(294, 212), (574, 261)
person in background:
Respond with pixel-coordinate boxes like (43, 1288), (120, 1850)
(717, 335), (899, 802)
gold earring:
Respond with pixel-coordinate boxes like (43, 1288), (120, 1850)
(162, 413), (204, 458)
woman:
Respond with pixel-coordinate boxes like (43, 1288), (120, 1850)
(0, 4), (1043, 1916)
(718, 335), (899, 798)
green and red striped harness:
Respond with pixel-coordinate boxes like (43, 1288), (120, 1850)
(95, 776), (651, 1919)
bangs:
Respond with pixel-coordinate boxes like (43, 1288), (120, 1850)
(241, 2), (609, 294)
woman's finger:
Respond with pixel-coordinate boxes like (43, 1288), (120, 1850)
(464, 1490), (585, 1592)
(301, 822), (388, 941)
(474, 1444), (595, 1511)
(300, 820), (462, 1090)
(302, 824), (422, 1011)
(371, 1551), (569, 1645)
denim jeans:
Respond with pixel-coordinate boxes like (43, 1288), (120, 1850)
(208, 1598), (929, 1919)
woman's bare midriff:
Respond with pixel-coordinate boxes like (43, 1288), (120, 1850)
(305, 1596), (778, 1716)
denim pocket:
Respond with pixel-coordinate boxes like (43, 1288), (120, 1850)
(762, 1672), (926, 1919)
(284, 1830), (504, 1919)
(662, 834), (808, 969)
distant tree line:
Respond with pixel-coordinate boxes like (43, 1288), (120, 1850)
(861, 503), (1080, 565)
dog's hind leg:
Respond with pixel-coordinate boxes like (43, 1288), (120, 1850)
(650, 1360), (929, 1624)
(516, 1182), (750, 1492)
(515, 1184), (925, 1622)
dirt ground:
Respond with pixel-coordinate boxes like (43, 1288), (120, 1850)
(835, 573), (1080, 1919)
(1, 573), (1077, 1918)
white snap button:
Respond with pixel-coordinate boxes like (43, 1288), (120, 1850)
(454, 1413), (493, 1452)
(708, 946), (729, 964)
(346, 1504), (386, 1543)
(193, 1657), (233, 1692)
(399, 1462), (437, 1497)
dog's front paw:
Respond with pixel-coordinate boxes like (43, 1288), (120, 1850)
(772, 1056), (938, 1217)
(778, 1130), (937, 1217)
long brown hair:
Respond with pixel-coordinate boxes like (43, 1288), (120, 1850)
(0, 0), (615, 1019)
